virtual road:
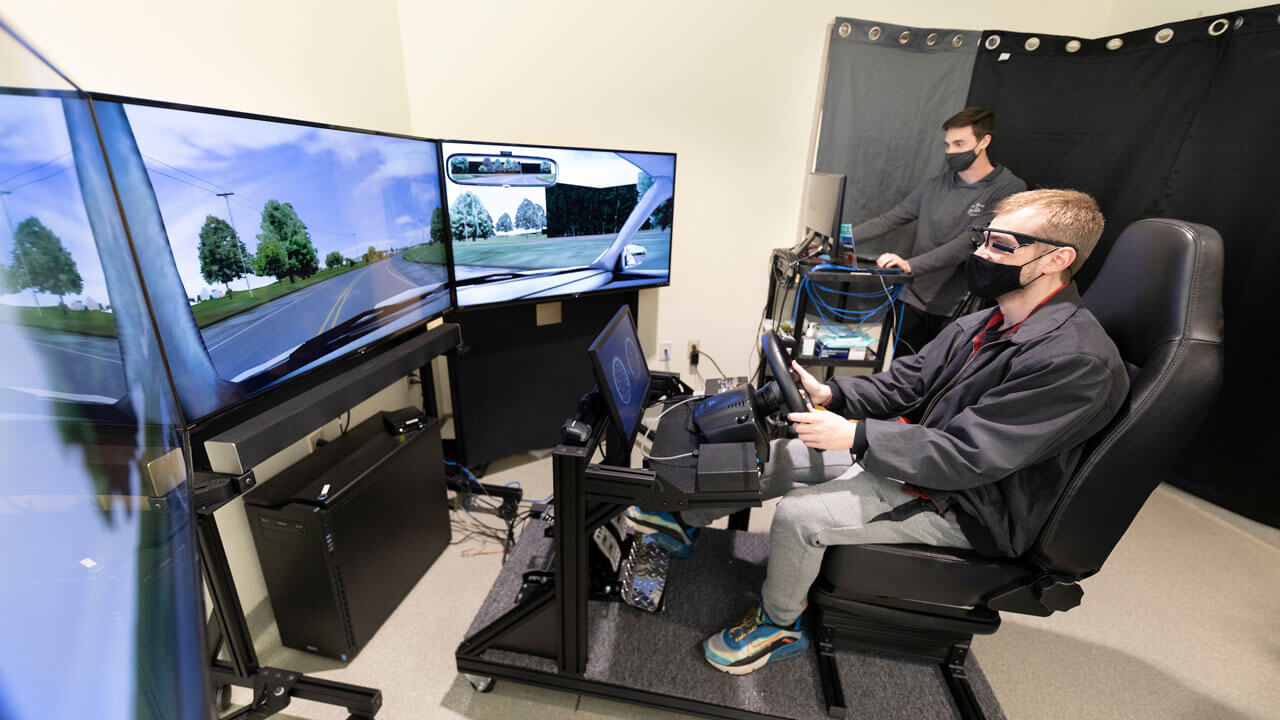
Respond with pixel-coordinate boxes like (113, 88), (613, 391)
(1, 253), (448, 407)
(200, 253), (448, 380)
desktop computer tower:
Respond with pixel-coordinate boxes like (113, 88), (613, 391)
(244, 410), (448, 661)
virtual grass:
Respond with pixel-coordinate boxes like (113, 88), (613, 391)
(189, 261), (366, 328)
(442, 229), (670, 269)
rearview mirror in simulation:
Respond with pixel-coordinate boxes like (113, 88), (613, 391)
(447, 153), (558, 187)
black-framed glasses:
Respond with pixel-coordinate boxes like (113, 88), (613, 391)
(968, 226), (1071, 255)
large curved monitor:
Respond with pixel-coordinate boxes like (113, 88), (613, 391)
(103, 97), (452, 421)
(443, 141), (674, 309)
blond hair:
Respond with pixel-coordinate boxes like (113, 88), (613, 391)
(993, 189), (1104, 277)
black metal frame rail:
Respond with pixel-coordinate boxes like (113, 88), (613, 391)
(455, 384), (783, 718)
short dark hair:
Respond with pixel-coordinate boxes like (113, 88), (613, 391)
(942, 107), (995, 141)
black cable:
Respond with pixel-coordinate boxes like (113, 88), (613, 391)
(341, 411), (351, 434)
(1, 163), (72, 193)
(0, 150), (71, 186)
(698, 349), (728, 379)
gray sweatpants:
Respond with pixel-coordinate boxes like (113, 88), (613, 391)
(682, 439), (970, 626)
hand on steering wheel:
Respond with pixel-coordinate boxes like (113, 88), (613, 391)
(761, 331), (808, 413)
(791, 361), (832, 407)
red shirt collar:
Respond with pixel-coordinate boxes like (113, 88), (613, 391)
(972, 283), (1069, 352)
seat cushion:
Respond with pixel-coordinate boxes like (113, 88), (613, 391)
(817, 543), (1035, 608)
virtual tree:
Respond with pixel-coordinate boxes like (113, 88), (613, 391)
(450, 191), (494, 241)
(514, 198), (546, 231)
(197, 215), (250, 293)
(8, 216), (82, 308)
(496, 213), (513, 233)
(258, 200), (319, 281)
(253, 239), (288, 281)
(325, 250), (345, 269)
(430, 206), (447, 243)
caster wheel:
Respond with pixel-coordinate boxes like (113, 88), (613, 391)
(213, 684), (233, 712)
(464, 673), (494, 693)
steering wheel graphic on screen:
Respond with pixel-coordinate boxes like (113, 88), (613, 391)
(611, 356), (632, 405)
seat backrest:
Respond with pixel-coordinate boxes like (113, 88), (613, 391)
(1030, 219), (1224, 576)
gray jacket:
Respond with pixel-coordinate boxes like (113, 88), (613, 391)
(849, 165), (1026, 314)
(825, 283), (1129, 557)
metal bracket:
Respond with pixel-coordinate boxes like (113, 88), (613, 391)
(247, 668), (300, 718)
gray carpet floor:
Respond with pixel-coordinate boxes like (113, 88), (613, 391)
(464, 519), (1001, 720)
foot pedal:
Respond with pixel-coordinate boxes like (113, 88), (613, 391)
(619, 535), (672, 612)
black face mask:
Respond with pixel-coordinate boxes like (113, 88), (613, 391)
(945, 148), (978, 173)
(964, 250), (1054, 299)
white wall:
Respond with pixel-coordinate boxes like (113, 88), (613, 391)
(396, 1), (1113, 381)
(1104, 1), (1271, 34)
(0, 0), (424, 617)
(0, 0), (414, 132)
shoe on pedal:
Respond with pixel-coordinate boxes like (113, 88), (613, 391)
(703, 605), (810, 674)
(623, 507), (697, 558)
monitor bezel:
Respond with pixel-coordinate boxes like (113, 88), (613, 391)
(87, 92), (455, 429)
(586, 304), (652, 452)
(439, 137), (676, 314)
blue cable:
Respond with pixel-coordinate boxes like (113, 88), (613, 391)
(443, 459), (479, 485)
(791, 266), (906, 340)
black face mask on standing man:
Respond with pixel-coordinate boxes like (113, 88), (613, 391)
(945, 148), (978, 173)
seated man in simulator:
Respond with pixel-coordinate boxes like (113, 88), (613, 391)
(627, 189), (1129, 675)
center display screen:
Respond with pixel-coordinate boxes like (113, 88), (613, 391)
(442, 141), (674, 308)
(119, 100), (451, 418)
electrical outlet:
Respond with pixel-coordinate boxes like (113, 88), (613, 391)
(658, 341), (672, 360)
(307, 428), (325, 453)
(687, 340), (700, 361)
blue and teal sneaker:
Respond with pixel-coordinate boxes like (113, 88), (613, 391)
(623, 507), (698, 558)
(703, 605), (810, 674)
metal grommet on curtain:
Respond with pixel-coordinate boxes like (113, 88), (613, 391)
(838, 22), (852, 38)
(1208, 18), (1229, 36)
(898, 30), (911, 44)
(1155, 28), (1174, 44)
(1024, 37), (1041, 51)
(1105, 37), (1124, 50)
(926, 32), (938, 46)
(868, 26), (882, 41)
(984, 34), (1001, 50)
(952, 33), (964, 47)
(1065, 39), (1082, 53)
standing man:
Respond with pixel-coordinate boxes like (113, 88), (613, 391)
(852, 107), (1026, 353)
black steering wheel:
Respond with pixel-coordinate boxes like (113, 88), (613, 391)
(761, 331), (808, 413)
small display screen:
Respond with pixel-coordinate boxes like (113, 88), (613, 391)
(443, 141), (674, 308)
(587, 305), (651, 447)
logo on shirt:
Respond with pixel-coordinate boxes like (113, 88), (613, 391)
(967, 201), (986, 217)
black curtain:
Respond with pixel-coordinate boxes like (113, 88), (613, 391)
(965, 18), (1229, 287)
(816, 6), (1280, 526)
(815, 17), (978, 254)
(965, 7), (1280, 527)
(1152, 6), (1280, 525)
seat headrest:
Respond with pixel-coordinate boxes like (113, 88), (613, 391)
(1082, 219), (1224, 357)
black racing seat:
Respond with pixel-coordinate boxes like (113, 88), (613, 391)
(809, 219), (1225, 719)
